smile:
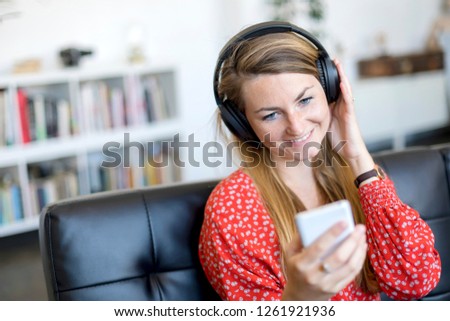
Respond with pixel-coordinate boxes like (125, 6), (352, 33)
(288, 129), (313, 143)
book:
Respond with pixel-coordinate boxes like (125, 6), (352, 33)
(110, 87), (126, 128)
(4, 90), (16, 146)
(57, 99), (71, 138)
(17, 89), (31, 144)
(0, 91), (5, 146)
(10, 184), (23, 221)
(80, 83), (95, 133)
(46, 98), (59, 138)
(33, 95), (47, 141)
(98, 81), (112, 130)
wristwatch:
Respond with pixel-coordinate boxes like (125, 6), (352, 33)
(354, 165), (386, 188)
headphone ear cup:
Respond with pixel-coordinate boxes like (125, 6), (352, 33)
(316, 58), (328, 99)
(219, 100), (259, 143)
(316, 56), (340, 103)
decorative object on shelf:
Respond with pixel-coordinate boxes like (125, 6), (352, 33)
(357, 51), (444, 79)
(374, 31), (388, 57)
(358, 1), (448, 80)
(266, 0), (325, 38)
(426, 0), (450, 52)
(12, 58), (42, 74)
(59, 47), (94, 67)
(267, 0), (324, 22)
(127, 24), (147, 65)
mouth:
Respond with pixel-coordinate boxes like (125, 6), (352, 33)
(286, 129), (313, 144)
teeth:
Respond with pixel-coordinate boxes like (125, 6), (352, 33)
(290, 130), (311, 143)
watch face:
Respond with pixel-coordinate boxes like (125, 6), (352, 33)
(376, 166), (386, 179)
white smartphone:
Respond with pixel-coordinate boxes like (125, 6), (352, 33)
(295, 200), (355, 258)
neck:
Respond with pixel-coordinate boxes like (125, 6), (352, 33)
(275, 159), (324, 209)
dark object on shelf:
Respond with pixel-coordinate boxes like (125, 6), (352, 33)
(59, 48), (93, 67)
(39, 144), (450, 300)
(358, 51), (444, 78)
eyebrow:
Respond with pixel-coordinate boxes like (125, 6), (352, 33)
(254, 85), (314, 114)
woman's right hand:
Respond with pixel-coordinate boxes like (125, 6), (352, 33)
(281, 222), (368, 301)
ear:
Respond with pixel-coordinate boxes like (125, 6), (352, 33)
(219, 100), (260, 143)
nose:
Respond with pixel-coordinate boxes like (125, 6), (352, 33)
(285, 111), (305, 136)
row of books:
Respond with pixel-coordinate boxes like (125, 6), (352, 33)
(28, 170), (79, 215)
(81, 75), (172, 133)
(141, 75), (174, 122)
(1, 74), (174, 147)
(89, 148), (180, 193)
(1, 140), (179, 219)
(16, 89), (76, 144)
(0, 176), (23, 225)
(0, 90), (15, 147)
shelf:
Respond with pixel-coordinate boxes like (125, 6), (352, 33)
(0, 216), (39, 238)
(0, 65), (182, 237)
(358, 51), (444, 78)
(0, 64), (176, 87)
(0, 118), (181, 166)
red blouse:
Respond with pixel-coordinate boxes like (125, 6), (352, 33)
(198, 169), (441, 301)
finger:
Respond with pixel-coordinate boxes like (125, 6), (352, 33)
(334, 59), (353, 98)
(328, 241), (368, 292)
(303, 221), (349, 266)
(334, 61), (354, 107)
(345, 241), (368, 274)
(322, 224), (366, 271)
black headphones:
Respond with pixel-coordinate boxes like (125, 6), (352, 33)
(213, 21), (340, 143)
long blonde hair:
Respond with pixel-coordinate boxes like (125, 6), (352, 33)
(217, 32), (379, 293)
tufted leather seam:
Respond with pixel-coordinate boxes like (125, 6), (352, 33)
(56, 274), (152, 293)
(424, 216), (450, 223)
(46, 206), (60, 300)
(141, 191), (164, 300)
(56, 267), (198, 294)
(438, 147), (450, 198)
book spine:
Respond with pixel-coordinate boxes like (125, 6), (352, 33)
(0, 91), (5, 146)
(34, 95), (47, 141)
(57, 99), (71, 138)
(17, 89), (31, 144)
(10, 184), (23, 221)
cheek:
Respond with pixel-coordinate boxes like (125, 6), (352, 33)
(256, 125), (279, 144)
(247, 118), (279, 142)
(313, 103), (331, 127)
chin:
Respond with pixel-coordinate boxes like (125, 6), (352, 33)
(278, 145), (322, 166)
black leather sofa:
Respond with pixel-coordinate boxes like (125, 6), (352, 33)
(39, 144), (450, 300)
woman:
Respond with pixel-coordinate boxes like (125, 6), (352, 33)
(199, 21), (441, 301)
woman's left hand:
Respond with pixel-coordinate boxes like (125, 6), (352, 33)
(328, 59), (375, 177)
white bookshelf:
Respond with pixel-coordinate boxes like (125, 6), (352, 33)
(0, 65), (182, 237)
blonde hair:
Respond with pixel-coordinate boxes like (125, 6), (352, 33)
(217, 32), (379, 293)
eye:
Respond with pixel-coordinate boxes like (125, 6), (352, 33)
(299, 97), (313, 106)
(262, 112), (278, 121)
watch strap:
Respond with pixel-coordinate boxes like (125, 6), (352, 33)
(354, 168), (379, 188)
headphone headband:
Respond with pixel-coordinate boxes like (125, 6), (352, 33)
(214, 21), (331, 105)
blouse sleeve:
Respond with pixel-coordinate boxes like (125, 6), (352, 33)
(199, 176), (284, 301)
(358, 177), (441, 300)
